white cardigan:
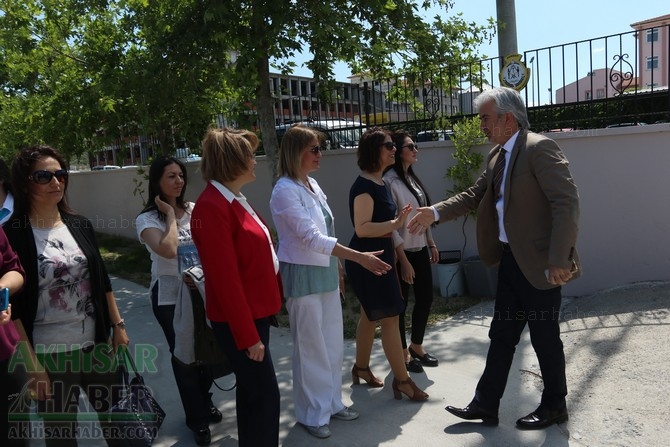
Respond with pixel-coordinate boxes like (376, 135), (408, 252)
(384, 169), (433, 250)
(270, 176), (338, 267)
(173, 266), (207, 365)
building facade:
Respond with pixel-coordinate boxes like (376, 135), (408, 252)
(631, 14), (670, 90)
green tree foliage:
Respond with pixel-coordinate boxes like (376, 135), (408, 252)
(0, 0), (240, 160)
(0, 0), (495, 174)
(445, 116), (485, 199)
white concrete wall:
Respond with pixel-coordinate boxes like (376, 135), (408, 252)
(67, 123), (670, 297)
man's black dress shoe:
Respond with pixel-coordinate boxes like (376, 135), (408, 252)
(209, 404), (223, 423)
(406, 359), (424, 373)
(409, 346), (438, 367)
(194, 428), (211, 446)
(445, 401), (499, 425)
(516, 406), (569, 430)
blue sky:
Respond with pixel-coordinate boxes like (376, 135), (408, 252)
(289, 0), (668, 97)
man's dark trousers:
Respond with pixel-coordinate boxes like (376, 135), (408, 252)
(474, 248), (568, 412)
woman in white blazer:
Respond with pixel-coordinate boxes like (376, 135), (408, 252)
(270, 125), (391, 439)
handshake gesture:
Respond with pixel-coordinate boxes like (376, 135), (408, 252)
(407, 207), (436, 234)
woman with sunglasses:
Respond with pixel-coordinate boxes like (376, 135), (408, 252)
(346, 127), (428, 401)
(384, 130), (439, 374)
(3, 145), (129, 446)
(270, 125), (391, 439)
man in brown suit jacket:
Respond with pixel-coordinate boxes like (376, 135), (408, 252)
(408, 87), (580, 430)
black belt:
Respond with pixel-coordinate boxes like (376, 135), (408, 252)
(501, 242), (512, 252)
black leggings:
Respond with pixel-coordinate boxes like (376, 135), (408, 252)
(398, 247), (434, 348)
(151, 283), (213, 431)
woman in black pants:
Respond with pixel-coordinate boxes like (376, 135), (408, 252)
(136, 156), (221, 446)
(192, 128), (283, 447)
(384, 130), (440, 372)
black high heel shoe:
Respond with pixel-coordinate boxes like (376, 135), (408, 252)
(406, 359), (424, 373)
(409, 346), (438, 367)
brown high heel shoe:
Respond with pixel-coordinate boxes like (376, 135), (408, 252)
(392, 377), (428, 401)
(351, 364), (383, 388)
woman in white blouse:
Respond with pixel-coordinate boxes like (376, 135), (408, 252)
(384, 130), (440, 372)
(136, 156), (220, 446)
(270, 125), (391, 439)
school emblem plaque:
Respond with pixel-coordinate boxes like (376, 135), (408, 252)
(500, 54), (530, 91)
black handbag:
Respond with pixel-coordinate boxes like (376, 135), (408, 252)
(111, 347), (166, 447)
(189, 286), (233, 379)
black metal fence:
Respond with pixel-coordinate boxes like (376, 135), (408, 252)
(290, 24), (669, 139)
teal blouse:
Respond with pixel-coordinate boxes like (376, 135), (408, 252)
(279, 203), (338, 298)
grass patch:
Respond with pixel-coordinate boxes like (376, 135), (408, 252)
(96, 233), (489, 339)
(275, 278), (488, 339)
(96, 232), (151, 288)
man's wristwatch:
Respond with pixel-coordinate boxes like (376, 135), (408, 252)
(112, 319), (126, 329)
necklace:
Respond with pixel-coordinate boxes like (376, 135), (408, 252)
(299, 177), (313, 192)
(29, 214), (63, 229)
(361, 172), (384, 185)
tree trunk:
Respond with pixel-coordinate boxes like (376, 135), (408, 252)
(256, 56), (279, 184)
(158, 128), (170, 155)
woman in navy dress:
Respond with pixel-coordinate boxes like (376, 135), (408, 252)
(346, 127), (428, 401)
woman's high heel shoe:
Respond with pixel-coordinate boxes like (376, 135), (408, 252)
(351, 364), (383, 388)
(392, 377), (428, 401)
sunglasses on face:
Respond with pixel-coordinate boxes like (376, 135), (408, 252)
(381, 141), (396, 150)
(307, 145), (321, 154)
(402, 143), (419, 151)
(30, 169), (68, 184)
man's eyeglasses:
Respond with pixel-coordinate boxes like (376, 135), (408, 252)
(307, 145), (321, 154)
(30, 169), (68, 184)
(381, 142), (396, 150)
(402, 143), (419, 151)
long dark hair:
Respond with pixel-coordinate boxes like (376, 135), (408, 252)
(139, 156), (188, 220)
(388, 130), (432, 206)
(0, 158), (11, 195)
(10, 145), (73, 221)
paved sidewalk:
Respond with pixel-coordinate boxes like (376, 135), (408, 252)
(30, 278), (670, 446)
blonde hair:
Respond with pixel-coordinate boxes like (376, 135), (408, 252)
(278, 125), (323, 179)
(200, 127), (258, 183)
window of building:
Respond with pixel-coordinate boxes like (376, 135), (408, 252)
(646, 28), (659, 43)
(596, 89), (605, 99)
(646, 56), (659, 70)
(585, 90), (592, 100)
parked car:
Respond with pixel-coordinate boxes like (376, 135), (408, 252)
(416, 129), (453, 142)
(91, 165), (121, 171)
(276, 119), (365, 150)
(606, 122), (648, 128)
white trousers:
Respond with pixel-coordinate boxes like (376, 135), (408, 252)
(286, 289), (345, 426)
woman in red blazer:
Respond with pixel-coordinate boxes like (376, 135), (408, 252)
(191, 128), (282, 447)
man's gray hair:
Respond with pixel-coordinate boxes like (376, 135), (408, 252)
(474, 87), (530, 130)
